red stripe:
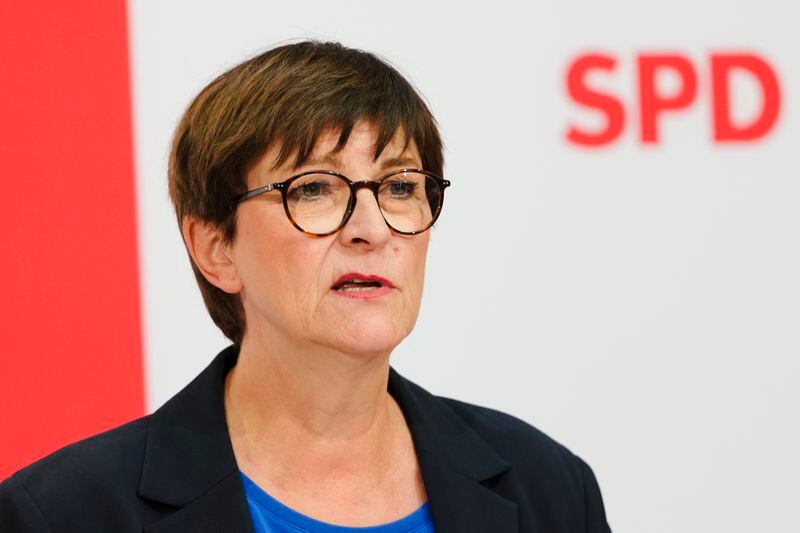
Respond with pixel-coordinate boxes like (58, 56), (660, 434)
(0, 0), (144, 479)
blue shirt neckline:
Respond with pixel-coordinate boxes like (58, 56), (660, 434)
(239, 470), (433, 532)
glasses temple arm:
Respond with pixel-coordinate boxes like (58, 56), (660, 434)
(235, 183), (277, 203)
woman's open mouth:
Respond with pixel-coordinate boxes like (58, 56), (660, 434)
(331, 273), (395, 299)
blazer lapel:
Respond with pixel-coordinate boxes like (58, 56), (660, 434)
(388, 367), (520, 533)
(138, 345), (254, 533)
(143, 471), (253, 533)
(415, 450), (518, 532)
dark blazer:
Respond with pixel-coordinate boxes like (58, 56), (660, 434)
(0, 345), (612, 532)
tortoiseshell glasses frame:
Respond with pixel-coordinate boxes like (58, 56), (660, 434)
(234, 168), (451, 237)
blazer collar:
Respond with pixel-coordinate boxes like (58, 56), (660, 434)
(139, 345), (518, 532)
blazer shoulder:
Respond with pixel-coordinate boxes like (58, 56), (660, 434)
(1, 415), (151, 527)
(6, 415), (150, 486)
(434, 395), (612, 530)
(436, 395), (586, 477)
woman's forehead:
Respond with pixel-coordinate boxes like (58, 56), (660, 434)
(267, 123), (421, 174)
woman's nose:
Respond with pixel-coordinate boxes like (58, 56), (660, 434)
(337, 187), (391, 248)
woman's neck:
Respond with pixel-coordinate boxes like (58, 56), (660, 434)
(224, 332), (404, 484)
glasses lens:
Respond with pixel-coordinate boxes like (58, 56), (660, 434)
(285, 173), (350, 234)
(378, 172), (442, 233)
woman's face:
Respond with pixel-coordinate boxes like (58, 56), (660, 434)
(230, 120), (431, 356)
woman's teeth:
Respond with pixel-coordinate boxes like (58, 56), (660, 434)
(336, 280), (382, 291)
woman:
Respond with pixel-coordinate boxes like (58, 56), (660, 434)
(0, 41), (612, 532)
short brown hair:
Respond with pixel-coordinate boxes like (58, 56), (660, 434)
(168, 41), (444, 344)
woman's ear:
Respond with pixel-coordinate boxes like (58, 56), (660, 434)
(181, 217), (243, 294)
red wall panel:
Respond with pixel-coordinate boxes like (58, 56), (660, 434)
(0, 0), (144, 479)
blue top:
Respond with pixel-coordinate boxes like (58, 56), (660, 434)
(240, 471), (435, 533)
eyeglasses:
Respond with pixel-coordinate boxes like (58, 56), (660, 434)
(234, 168), (451, 237)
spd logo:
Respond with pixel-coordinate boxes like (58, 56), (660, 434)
(565, 52), (781, 146)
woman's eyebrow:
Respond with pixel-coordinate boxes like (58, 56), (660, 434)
(293, 153), (342, 170)
(379, 156), (420, 170)
(290, 153), (420, 173)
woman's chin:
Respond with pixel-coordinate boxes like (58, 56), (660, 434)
(328, 315), (409, 357)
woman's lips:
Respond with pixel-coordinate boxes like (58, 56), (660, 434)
(330, 272), (395, 299)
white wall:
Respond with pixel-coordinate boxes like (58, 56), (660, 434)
(129, 1), (800, 531)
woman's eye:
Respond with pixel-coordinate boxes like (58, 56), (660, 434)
(387, 181), (416, 198)
(302, 183), (322, 197)
(289, 180), (330, 201)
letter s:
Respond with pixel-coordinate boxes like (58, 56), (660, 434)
(565, 53), (625, 147)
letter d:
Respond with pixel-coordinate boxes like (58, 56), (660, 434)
(712, 53), (781, 142)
